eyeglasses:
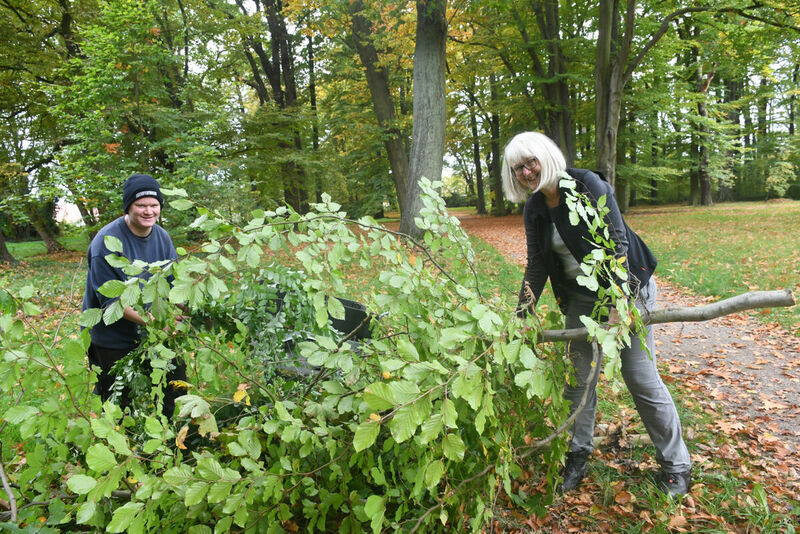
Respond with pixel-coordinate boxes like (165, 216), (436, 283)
(512, 157), (539, 176)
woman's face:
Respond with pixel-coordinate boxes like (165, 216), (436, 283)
(513, 156), (541, 191)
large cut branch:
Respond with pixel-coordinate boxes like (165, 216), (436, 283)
(542, 289), (796, 342)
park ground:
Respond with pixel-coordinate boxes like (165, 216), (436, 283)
(454, 204), (800, 532)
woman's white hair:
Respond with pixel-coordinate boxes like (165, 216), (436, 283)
(501, 131), (567, 203)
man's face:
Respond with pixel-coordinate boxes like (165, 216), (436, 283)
(126, 197), (161, 235)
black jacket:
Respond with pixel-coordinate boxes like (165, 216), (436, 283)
(518, 168), (657, 315)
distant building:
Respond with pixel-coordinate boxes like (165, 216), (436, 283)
(54, 201), (84, 225)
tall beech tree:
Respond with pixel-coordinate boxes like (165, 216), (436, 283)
(400, 0), (448, 236)
(348, 0), (411, 215)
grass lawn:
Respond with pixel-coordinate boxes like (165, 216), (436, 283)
(625, 200), (800, 337)
(5, 233), (89, 259)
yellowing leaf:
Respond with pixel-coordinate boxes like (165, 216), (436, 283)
(233, 390), (250, 406)
(176, 424), (189, 450)
(169, 380), (192, 391)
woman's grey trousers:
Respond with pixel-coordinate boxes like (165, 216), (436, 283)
(563, 277), (691, 473)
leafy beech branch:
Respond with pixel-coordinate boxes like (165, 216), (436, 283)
(6, 180), (784, 532)
(0, 181), (577, 532)
(542, 289), (796, 342)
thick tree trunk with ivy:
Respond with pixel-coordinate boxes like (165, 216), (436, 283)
(594, 0), (623, 188)
(232, 0), (308, 213)
(349, 0), (409, 215)
(400, 0), (448, 236)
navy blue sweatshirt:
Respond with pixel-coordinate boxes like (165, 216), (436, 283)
(82, 216), (177, 349)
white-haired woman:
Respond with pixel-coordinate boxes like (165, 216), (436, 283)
(502, 131), (691, 496)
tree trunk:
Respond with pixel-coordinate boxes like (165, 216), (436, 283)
(615, 111), (631, 212)
(594, 0), (623, 188)
(267, 0), (308, 213)
(469, 89), (487, 215)
(689, 148), (700, 206)
(399, 0), (448, 237)
(791, 64), (798, 136)
(488, 74), (507, 216)
(307, 33), (322, 203)
(30, 215), (66, 254)
(234, 0), (308, 212)
(693, 39), (715, 206)
(516, 0), (575, 163)
(349, 0), (409, 215)
(0, 231), (18, 264)
(650, 142), (659, 203)
(594, 1), (718, 189)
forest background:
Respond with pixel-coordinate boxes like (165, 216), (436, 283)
(1, 0), (800, 255)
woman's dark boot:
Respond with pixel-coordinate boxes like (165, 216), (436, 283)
(558, 450), (590, 493)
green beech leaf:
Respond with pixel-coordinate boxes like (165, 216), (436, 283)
(419, 414), (443, 445)
(102, 300), (124, 325)
(184, 481), (209, 506)
(67, 474), (97, 495)
(388, 404), (418, 443)
(439, 327), (470, 349)
(104, 235), (123, 253)
(18, 285), (35, 299)
(106, 502), (144, 533)
(442, 399), (458, 429)
(163, 465), (194, 485)
(207, 481), (234, 504)
(76, 501), (97, 524)
(327, 296), (345, 320)
(442, 433), (466, 461)
(98, 279), (126, 298)
(79, 308), (103, 328)
(364, 494), (385, 533)
(363, 382), (394, 411)
(425, 460), (445, 488)
(170, 198), (194, 211)
(396, 338), (419, 361)
(86, 443), (117, 472)
(388, 380), (421, 404)
(3, 405), (38, 424)
(353, 421), (380, 452)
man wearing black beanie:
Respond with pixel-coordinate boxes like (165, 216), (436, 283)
(82, 173), (186, 417)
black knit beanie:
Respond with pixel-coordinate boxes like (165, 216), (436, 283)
(122, 174), (164, 213)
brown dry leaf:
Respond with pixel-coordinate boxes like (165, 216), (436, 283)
(716, 420), (745, 434)
(175, 424), (189, 450)
(761, 397), (789, 411)
(614, 490), (635, 505)
(668, 514), (688, 529)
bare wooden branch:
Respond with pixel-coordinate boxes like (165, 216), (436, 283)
(519, 340), (602, 458)
(0, 455), (17, 523)
(541, 289), (795, 342)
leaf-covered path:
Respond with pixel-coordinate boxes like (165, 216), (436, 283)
(455, 212), (800, 478)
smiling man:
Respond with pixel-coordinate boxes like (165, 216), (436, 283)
(82, 173), (185, 415)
